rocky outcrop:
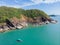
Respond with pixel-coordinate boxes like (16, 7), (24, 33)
(0, 23), (10, 32)
(48, 18), (57, 24)
(5, 19), (15, 27)
(0, 15), (57, 32)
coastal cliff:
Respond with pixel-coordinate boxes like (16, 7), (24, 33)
(0, 6), (56, 32)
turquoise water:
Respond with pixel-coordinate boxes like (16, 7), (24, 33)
(0, 16), (60, 45)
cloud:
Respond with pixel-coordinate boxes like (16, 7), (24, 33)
(31, 0), (60, 4)
(20, 0), (60, 7)
(14, 0), (60, 7)
(31, 0), (42, 4)
(0, 0), (60, 8)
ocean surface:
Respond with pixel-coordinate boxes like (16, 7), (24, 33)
(0, 16), (60, 45)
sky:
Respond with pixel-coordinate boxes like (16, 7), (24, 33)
(0, 0), (60, 15)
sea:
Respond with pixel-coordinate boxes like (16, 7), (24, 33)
(0, 16), (60, 45)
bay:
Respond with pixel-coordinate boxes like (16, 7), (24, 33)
(0, 16), (60, 45)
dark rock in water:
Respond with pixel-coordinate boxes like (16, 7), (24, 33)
(46, 23), (48, 24)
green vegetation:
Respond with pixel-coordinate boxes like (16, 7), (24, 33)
(0, 6), (50, 23)
(25, 9), (50, 19)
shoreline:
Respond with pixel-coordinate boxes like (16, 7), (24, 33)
(0, 22), (56, 33)
(0, 18), (57, 33)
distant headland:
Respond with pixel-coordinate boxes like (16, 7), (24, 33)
(0, 6), (57, 32)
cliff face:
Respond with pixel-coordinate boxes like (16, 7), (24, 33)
(0, 14), (57, 32)
(10, 15), (44, 23)
(0, 14), (50, 32)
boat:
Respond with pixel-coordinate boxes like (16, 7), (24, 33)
(16, 39), (23, 42)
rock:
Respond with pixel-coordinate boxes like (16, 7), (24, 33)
(0, 28), (3, 32)
(5, 19), (15, 27)
(50, 20), (57, 24)
(16, 25), (23, 29)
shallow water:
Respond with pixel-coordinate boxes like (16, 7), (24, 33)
(0, 16), (60, 45)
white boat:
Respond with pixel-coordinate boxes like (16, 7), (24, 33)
(16, 39), (23, 42)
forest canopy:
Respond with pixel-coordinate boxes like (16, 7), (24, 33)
(0, 6), (50, 23)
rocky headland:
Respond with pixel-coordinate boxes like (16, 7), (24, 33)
(0, 6), (57, 32)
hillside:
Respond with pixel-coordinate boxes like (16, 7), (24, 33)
(0, 6), (50, 23)
(0, 6), (52, 32)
